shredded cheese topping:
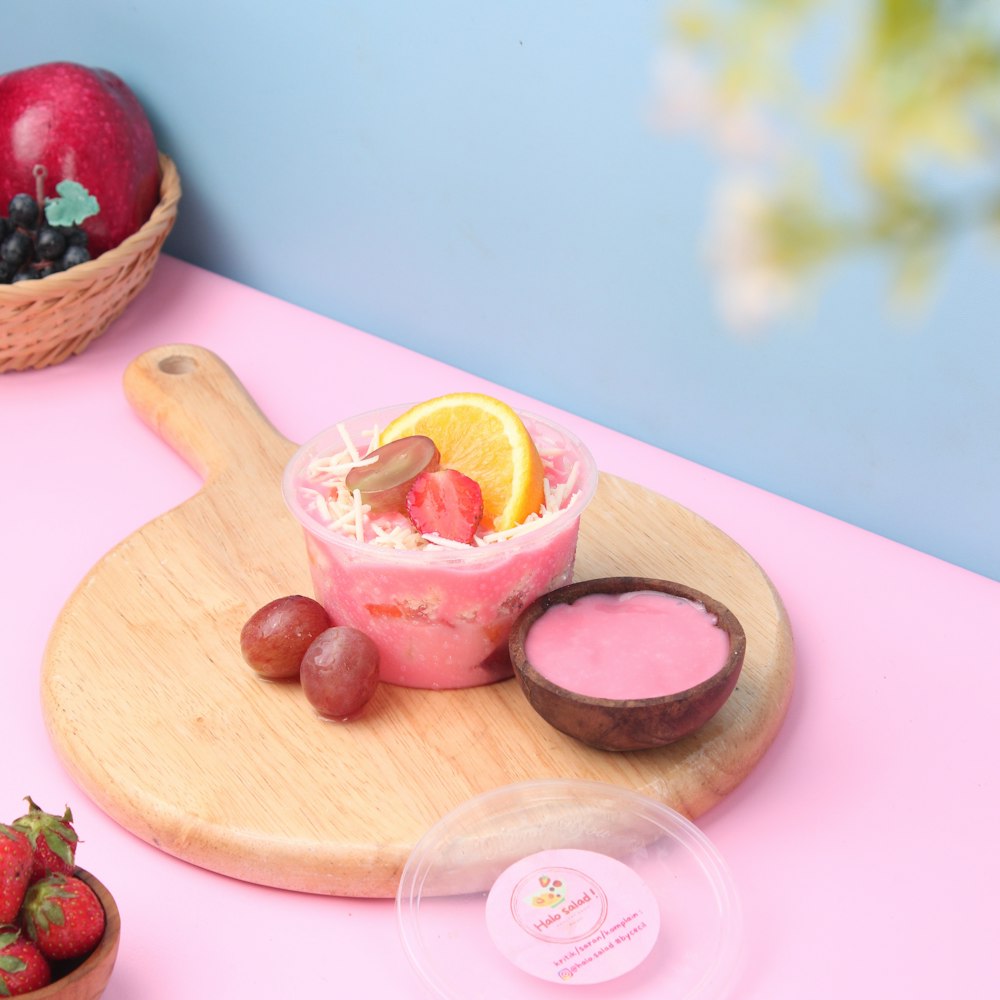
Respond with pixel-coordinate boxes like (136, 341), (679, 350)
(298, 421), (583, 551)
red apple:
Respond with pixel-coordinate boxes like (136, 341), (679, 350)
(0, 61), (161, 257)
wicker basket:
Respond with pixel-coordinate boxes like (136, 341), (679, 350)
(0, 152), (181, 373)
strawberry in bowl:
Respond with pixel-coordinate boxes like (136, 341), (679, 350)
(0, 798), (120, 998)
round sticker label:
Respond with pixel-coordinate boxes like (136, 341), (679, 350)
(485, 848), (660, 985)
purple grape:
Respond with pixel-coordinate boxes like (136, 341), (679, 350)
(240, 595), (332, 680)
(300, 627), (380, 720)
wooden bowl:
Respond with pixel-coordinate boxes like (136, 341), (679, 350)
(26, 869), (121, 1000)
(509, 577), (747, 751)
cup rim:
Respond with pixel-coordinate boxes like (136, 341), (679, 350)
(282, 403), (599, 563)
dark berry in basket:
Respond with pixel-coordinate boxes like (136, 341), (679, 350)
(8, 192), (39, 228)
(35, 225), (67, 260)
(1, 230), (32, 266)
(61, 244), (90, 268)
(60, 225), (88, 248)
(0, 180), (97, 282)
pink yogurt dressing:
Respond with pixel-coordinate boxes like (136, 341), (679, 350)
(283, 408), (597, 690)
(525, 590), (730, 699)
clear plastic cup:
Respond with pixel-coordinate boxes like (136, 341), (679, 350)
(282, 404), (598, 690)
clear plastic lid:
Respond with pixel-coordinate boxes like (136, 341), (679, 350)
(396, 779), (741, 999)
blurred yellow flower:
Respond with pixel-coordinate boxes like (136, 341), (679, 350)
(656, 0), (1000, 330)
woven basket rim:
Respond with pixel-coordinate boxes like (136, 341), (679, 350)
(0, 151), (181, 302)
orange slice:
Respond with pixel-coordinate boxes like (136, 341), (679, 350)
(381, 393), (545, 532)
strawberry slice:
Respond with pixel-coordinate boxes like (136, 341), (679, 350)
(405, 469), (484, 544)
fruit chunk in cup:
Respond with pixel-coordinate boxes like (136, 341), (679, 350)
(282, 402), (598, 690)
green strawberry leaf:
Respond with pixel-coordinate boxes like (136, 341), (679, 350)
(37, 898), (67, 931)
(0, 955), (25, 974)
(43, 829), (76, 865)
(44, 180), (100, 226)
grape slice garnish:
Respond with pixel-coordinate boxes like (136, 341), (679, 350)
(345, 435), (440, 513)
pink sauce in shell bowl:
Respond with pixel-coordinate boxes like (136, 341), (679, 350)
(509, 578), (747, 750)
(282, 404), (598, 690)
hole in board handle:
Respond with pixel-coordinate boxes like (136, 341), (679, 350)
(158, 354), (197, 375)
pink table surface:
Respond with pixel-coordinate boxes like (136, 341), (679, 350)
(3, 256), (998, 998)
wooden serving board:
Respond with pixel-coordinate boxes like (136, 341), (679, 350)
(41, 344), (794, 898)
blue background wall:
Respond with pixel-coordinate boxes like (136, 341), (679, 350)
(8, 1), (999, 580)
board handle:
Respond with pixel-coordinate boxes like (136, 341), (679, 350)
(123, 344), (292, 483)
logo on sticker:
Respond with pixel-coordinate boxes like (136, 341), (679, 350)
(512, 866), (608, 942)
(486, 848), (662, 986)
(528, 875), (565, 908)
